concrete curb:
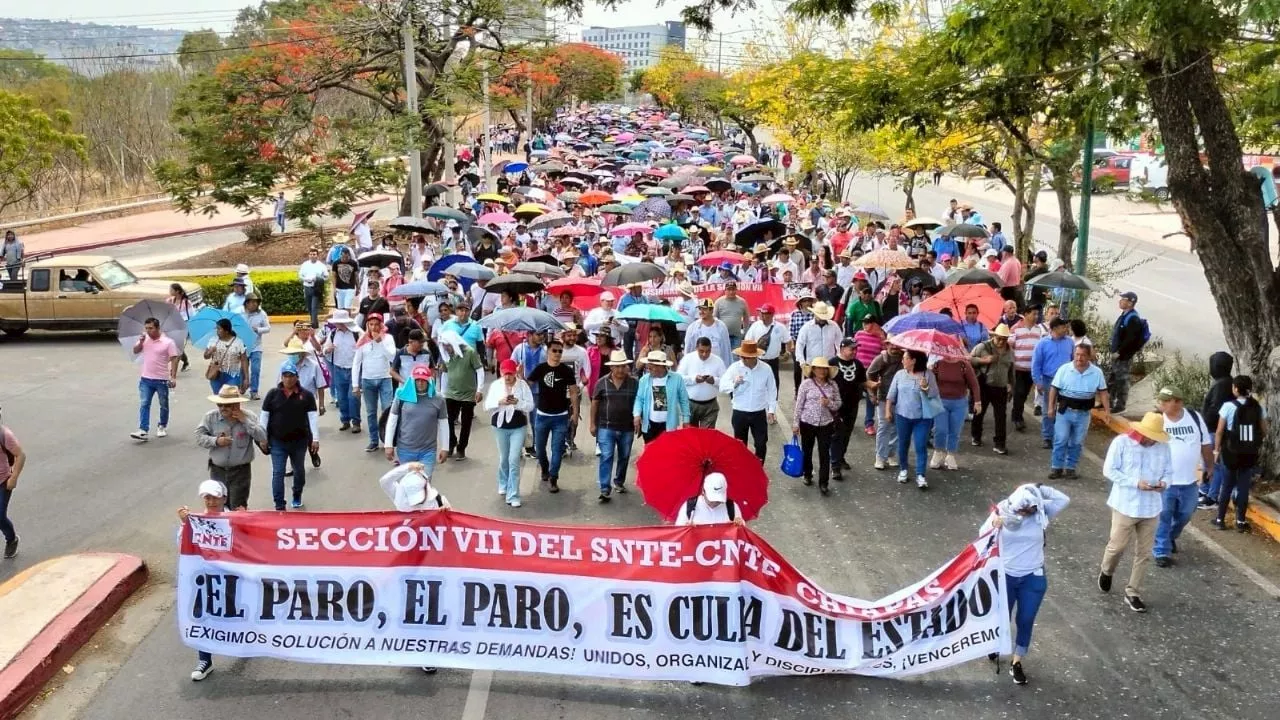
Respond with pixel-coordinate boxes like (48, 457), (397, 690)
(0, 553), (148, 720)
(35, 196), (391, 257)
(1091, 409), (1280, 544)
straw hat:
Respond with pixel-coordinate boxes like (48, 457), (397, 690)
(644, 350), (672, 366)
(670, 263), (687, 274)
(809, 356), (832, 370)
(207, 385), (247, 405)
(752, 243), (769, 255)
(811, 301), (835, 321)
(992, 323), (1013, 338)
(327, 309), (358, 326)
(604, 349), (631, 366)
(1131, 412), (1170, 443)
(678, 282), (696, 297)
(280, 338), (309, 355)
(733, 339), (764, 358)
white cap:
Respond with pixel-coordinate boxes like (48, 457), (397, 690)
(235, 263), (250, 274)
(702, 472), (728, 503)
(984, 248), (997, 257)
(599, 291), (616, 302)
(198, 479), (227, 498)
(393, 470), (440, 511)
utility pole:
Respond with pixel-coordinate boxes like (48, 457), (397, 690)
(482, 65), (492, 191)
(1075, 49), (1101, 275)
(400, 11), (423, 218)
(716, 32), (723, 74)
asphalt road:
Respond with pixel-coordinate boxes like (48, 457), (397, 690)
(6, 331), (1280, 720)
(843, 175), (1228, 360)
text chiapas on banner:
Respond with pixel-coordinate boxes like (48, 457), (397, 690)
(178, 511), (1009, 685)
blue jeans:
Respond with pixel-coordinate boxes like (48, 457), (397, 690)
(0, 486), (16, 543)
(597, 427), (634, 492)
(1050, 408), (1090, 470)
(1038, 384), (1054, 441)
(209, 372), (241, 394)
(933, 397), (969, 453)
(534, 412), (569, 479)
(138, 378), (170, 431)
(1006, 572), (1048, 657)
(1205, 461), (1230, 501)
(270, 438), (308, 509)
(875, 403), (897, 460)
(275, 212), (286, 232)
(361, 377), (393, 445)
(1153, 483), (1200, 558)
(396, 448), (438, 477)
(862, 390), (875, 428)
(494, 426), (526, 502)
(335, 289), (355, 311)
(330, 364), (356, 424)
(894, 415), (932, 476)
(1217, 464), (1259, 524)
(303, 286), (322, 328)
(248, 352), (263, 394)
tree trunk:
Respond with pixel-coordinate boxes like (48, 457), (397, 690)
(744, 128), (759, 157)
(1022, 164), (1041, 252)
(903, 170), (917, 214)
(1052, 179), (1079, 264)
(1144, 52), (1280, 476)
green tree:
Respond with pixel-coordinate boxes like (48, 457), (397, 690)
(177, 30), (229, 74)
(0, 89), (86, 215)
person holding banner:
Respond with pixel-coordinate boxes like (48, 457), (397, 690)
(377, 461), (449, 674)
(980, 483), (1070, 685)
(675, 472), (745, 527)
(179, 479), (232, 681)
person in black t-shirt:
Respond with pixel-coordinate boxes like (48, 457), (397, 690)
(830, 338), (868, 482)
(528, 339), (579, 492)
(357, 278), (390, 329)
(332, 247), (360, 311)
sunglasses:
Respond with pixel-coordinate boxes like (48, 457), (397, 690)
(549, 349), (563, 354)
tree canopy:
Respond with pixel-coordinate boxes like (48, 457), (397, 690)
(0, 89), (86, 216)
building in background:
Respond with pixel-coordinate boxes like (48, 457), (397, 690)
(580, 22), (686, 74)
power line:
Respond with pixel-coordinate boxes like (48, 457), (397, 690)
(0, 29), (369, 62)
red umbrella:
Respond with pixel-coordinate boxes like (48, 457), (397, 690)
(696, 250), (749, 267)
(636, 428), (769, 522)
(918, 283), (1003, 326)
(889, 328), (969, 360)
(546, 276), (604, 298)
(348, 209), (375, 232)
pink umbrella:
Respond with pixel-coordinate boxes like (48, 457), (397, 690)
(550, 225), (585, 238)
(614, 132), (635, 143)
(889, 329), (969, 361)
(644, 167), (669, 178)
(477, 212), (515, 225)
(762, 193), (795, 203)
(610, 222), (651, 236)
(730, 154), (756, 166)
(678, 139), (698, 148)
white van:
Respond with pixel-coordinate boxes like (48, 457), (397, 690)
(1128, 155), (1169, 200)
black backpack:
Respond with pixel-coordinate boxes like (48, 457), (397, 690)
(1222, 398), (1263, 468)
(685, 496), (735, 522)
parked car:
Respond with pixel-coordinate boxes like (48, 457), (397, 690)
(0, 254), (203, 337)
(1128, 155), (1170, 200)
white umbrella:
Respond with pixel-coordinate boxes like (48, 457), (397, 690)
(118, 299), (187, 361)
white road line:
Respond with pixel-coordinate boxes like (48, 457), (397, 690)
(1118, 281), (1192, 305)
(1079, 446), (1280, 600)
(461, 669), (494, 720)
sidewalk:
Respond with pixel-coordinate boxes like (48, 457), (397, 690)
(0, 553), (147, 720)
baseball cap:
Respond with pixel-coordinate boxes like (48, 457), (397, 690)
(198, 479), (226, 498)
(411, 365), (433, 380)
(697, 298), (714, 309)
(759, 303), (776, 314)
(1034, 250), (1049, 261)
(499, 359), (518, 375)
(280, 359), (299, 375)
(1120, 291), (1138, 302)
(702, 472), (728, 503)
(840, 337), (857, 348)
(1157, 386), (1183, 401)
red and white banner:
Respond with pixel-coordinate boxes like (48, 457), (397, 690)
(178, 511), (1009, 685)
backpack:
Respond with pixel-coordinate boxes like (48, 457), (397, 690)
(1222, 398), (1263, 468)
(685, 496), (736, 523)
(1123, 310), (1151, 346)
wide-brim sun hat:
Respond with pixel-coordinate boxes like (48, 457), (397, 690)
(811, 302), (835, 321)
(208, 385), (247, 404)
(809, 356), (832, 370)
(1132, 412), (1170, 443)
(604, 349), (631, 366)
(644, 351), (672, 366)
(733, 340), (763, 358)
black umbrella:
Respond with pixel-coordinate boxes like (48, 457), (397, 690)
(512, 261), (566, 278)
(943, 223), (990, 239)
(705, 178), (732, 192)
(946, 267), (1003, 288)
(632, 197), (672, 223)
(357, 249), (405, 269)
(460, 172), (480, 186)
(485, 273), (546, 295)
(895, 268), (939, 288)
(423, 182), (448, 197)
(665, 193), (696, 205)
(733, 218), (787, 248)
(739, 173), (776, 184)
(602, 262), (667, 288)
(1025, 271), (1099, 291)
(468, 226), (500, 243)
(388, 216), (434, 233)
(478, 307), (565, 333)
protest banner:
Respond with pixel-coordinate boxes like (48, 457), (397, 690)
(178, 511), (1009, 686)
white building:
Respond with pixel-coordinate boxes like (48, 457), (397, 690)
(580, 22), (687, 74)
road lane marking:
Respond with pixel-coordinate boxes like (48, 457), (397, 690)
(461, 669), (494, 720)
(1117, 281), (1191, 305)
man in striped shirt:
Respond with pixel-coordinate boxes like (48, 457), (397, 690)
(787, 294), (816, 397)
(1010, 307), (1043, 433)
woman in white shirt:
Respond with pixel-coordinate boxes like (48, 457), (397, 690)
(483, 359), (535, 508)
(979, 483), (1070, 686)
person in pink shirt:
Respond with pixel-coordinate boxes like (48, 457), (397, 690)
(854, 316), (886, 431)
(131, 317), (181, 441)
(997, 246), (1023, 289)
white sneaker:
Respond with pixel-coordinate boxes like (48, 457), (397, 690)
(874, 457), (886, 470)
(887, 456), (899, 467)
(156, 426), (168, 438)
(917, 475), (929, 489)
(498, 488), (506, 496)
(190, 659), (213, 681)
(509, 499), (522, 508)
(897, 469), (909, 483)
(944, 454), (959, 471)
(594, 446), (602, 456)
(130, 429), (148, 441)
(929, 451), (943, 470)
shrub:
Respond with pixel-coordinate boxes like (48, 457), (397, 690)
(242, 221), (275, 244)
(1149, 351), (1211, 410)
(194, 270), (307, 315)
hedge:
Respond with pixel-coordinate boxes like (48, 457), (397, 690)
(193, 270), (309, 315)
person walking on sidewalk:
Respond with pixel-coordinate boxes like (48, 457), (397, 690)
(3, 230), (23, 280)
(298, 247), (330, 330)
(929, 352), (980, 471)
(591, 350), (639, 502)
(1212, 375), (1268, 532)
(131, 317), (180, 441)
(440, 331), (485, 461)
(970, 324), (1014, 454)
(719, 340), (777, 463)
(885, 349), (940, 490)
(678, 337), (726, 429)
(1, 417), (26, 559)
(243, 294), (270, 400)
(273, 192), (287, 233)
(980, 483), (1071, 685)
(1047, 344), (1110, 479)
(484, 360), (534, 507)
(352, 314), (396, 451)
(1108, 291), (1148, 414)
(1198, 351), (1235, 508)
(195, 386), (266, 510)
(867, 344), (904, 469)
(260, 360), (319, 510)
(384, 365), (449, 475)
(1152, 387), (1213, 566)
(793, 357), (843, 495)
(180, 479), (231, 680)
(530, 339), (580, 492)
(1099, 412), (1171, 613)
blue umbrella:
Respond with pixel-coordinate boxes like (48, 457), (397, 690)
(654, 223), (687, 241)
(449, 262), (496, 281)
(389, 281), (449, 299)
(188, 307), (255, 348)
(478, 307), (565, 333)
(618, 304), (683, 323)
(883, 311), (964, 336)
(504, 161), (529, 174)
(429, 254), (478, 291)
